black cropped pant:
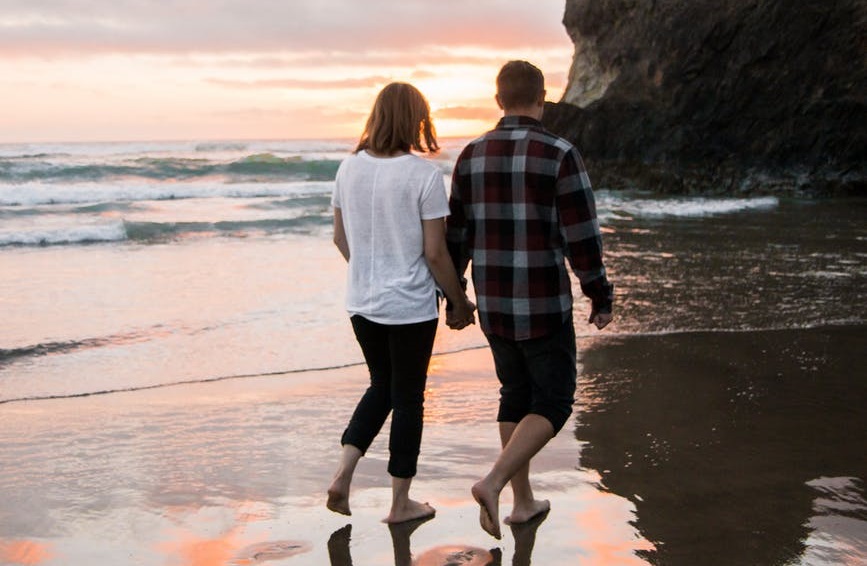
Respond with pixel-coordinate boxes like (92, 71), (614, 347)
(341, 315), (438, 478)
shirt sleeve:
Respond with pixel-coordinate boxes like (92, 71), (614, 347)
(331, 159), (346, 209)
(446, 151), (471, 288)
(556, 147), (614, 313)
(419, 168), (450, 220)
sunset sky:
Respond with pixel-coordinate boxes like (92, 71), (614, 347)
(0, 1), (574, 142)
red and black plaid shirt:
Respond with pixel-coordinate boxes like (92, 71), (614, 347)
(446, 116), (613, 340)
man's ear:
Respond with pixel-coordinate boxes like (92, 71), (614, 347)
(495, 94), (504, 110)
(537, 90), (547, 107)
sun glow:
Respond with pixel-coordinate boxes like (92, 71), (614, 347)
(0, 2), (573, 142)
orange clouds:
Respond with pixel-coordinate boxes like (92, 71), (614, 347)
(0, 1), (570, 56)
(0, 1), (574, 141)
(208, 76), (392, 90)
(435, 105), (501, 122)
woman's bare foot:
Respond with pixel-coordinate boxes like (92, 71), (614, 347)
(327, 445), (362, 516)
(383, 499), (436, 524)
(326, 477), (351, 516)
(504, 498), (550, 525)
(471, 480), (502, 540)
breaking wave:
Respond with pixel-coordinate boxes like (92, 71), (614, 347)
(0, 153), (341, 184)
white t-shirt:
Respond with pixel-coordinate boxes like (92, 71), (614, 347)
(332, 150), (450, 324)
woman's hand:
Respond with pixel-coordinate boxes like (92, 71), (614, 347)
(446, 297), (476, 330)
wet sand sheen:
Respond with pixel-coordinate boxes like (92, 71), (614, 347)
(577, 324), (867, 565)
(0, 325), (864, 565)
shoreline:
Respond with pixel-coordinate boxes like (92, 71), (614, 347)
(1, 325), (864, 565)
(0, 343), (651, 565)
(3, 321), (863, 408)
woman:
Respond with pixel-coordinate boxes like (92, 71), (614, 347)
(326, 82), (476, 524)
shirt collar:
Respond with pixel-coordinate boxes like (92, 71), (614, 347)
(496, 115), (543, 130)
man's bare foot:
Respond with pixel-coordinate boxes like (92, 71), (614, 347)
(504, 498), (550, 525)
(471, 480), (502, 539)
(383, 499), (436, 524)
(326, 478), (351, 516)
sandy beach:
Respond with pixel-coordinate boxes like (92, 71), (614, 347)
(2, 161), (865, 565)
(0, 341), (653, 566)
(2, 0), (865, 562)
(2, 325), (865, 565)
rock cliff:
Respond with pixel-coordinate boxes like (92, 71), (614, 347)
(543, 0), (867, 194)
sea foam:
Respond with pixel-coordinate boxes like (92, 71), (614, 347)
(0, 180), (333, 207)
(0, 220), (127, 246)
(598, 193), (779, 218)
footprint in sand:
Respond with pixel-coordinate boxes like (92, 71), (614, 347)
(230, 540), (312, 565)
(413, 545), (500, 565)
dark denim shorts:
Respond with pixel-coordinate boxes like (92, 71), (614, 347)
(486, 316), (577, 434)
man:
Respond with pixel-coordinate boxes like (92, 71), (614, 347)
(445, 60), (614, 539)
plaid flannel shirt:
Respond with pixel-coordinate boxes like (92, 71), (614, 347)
(446, 116), (613, 341)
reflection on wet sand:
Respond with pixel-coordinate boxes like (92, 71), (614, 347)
(0, 539), (54, 565)
(326, 512), (551, 565)
(0, 346), (647, 565)
(575, 325), (867, 565)
(412, 546), (500, 566)
(2, 326), (861, 564)
(231, 540), (312, 564)
(327, 524), (354, 565)
(388, 517), (437, 566)
(507, 510), (547, 566)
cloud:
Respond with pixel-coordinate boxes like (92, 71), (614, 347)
(212, 106), (366, 121)
(545, 70), (569, 90)
(411, 69), (437, 79)
(165, 49), (532, 72)
(434, 105), (501, 121)
(208, 75), (392, 90)
(0, 0), (569, 56)
(206, 105), (368, 139)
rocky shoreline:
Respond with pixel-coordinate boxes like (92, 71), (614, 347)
(543, 0), (866, 196)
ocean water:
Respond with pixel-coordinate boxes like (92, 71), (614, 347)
(1, 139), (866, 563)
(0, 139), (864, 404)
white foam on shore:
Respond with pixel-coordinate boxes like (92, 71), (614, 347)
(0, 220), (128, 246)
(0, 180), (333, 207)
(598, 193), (779, 218)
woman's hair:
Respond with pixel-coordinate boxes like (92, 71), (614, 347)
(496, 60), (545, 110)
(355, 82), (439, 155)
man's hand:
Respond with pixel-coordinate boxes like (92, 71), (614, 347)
(447, 298), (476, 330)
(588, 308), (612, 330)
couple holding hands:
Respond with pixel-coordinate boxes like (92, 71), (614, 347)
(326, 60), (613, 540)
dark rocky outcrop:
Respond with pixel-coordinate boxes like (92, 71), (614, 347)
(543, 0), (867, 195)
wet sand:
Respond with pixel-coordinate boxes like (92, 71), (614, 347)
(1, 325), (865, 565)
(575, 324), (867, 566)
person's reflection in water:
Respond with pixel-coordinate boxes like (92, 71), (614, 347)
(412, 545), (502, 566)
(575, 328), (867, 565)
(327, 517), (437, 566)
(409, 511), (546, 566)
(389, 515), (435, 566)
(508, 509), (548, 566)
(329, 514), (544, 565)
(327, 524), (353, 566)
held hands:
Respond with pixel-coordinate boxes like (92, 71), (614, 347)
(446, 297), (476, 330)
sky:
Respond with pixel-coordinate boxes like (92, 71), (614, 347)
(0, 1), (575, 142)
